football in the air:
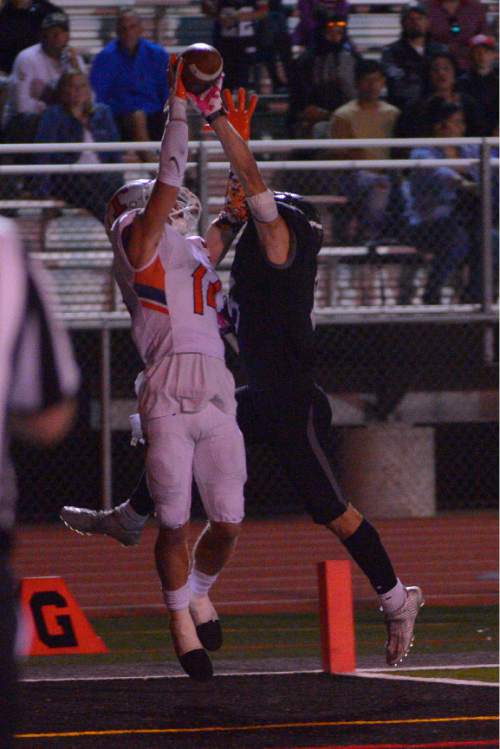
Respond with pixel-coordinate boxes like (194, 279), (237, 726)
(180, 43), (223, 95)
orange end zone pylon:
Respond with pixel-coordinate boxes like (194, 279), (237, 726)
(20, 577), (108, 656)
(317, 560), (356, 673)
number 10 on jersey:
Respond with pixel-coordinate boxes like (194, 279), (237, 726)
(192, 264), (222, 315)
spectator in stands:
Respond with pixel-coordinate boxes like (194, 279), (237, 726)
(328, 59), (400, 241)
(397, 51), (483, 137)
(90, 9), (169, 160)
(288, 10), (359, 138)
(0, 0), (62, 76)
(292, 0), (350, 50)
(401, 99), (481, 304)
(459, 34), (498, 135)
(202, 0), (269, 91)
(2, 11), (83, 143)
(426, 0), (489, 70)
(255, 0), (292, 93)
(381, 4), (447, 111)
(33, 70), (123, 225)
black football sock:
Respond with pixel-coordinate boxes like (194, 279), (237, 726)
(341, 518), (398, 595)
(129, 471), (155, 517)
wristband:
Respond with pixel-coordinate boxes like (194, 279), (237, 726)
(205, 109), (227, 126)
(247, 189), (278, 223)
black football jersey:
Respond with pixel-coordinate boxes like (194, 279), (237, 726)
(228, 201), (321, 388)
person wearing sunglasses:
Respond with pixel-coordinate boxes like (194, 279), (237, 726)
(288, 10), (360, 138)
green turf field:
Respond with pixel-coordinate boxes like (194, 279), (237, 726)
(23, 605), (499, 682)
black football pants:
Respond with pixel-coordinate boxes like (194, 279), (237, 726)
(236, 383), (347, 524)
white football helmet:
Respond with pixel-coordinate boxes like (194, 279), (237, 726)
(104, 180), (201, 238)
(104, 178), (153, 238)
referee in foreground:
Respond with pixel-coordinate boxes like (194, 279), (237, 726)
(0, 217), (79, 747)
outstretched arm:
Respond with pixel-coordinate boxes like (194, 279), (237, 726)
(191, 84), (291, 265)
(125, 60), (188, 268)
(204, 89), (256, 263)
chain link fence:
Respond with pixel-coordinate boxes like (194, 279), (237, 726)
(1, 139), (497, 522)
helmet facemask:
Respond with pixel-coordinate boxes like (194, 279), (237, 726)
(169, 186), (201, 236)
(105, 181), (201, 239)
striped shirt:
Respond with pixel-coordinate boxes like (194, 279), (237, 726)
(0, 217), (80, 533)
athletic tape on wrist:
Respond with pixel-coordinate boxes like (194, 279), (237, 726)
(158, 118), (188, 188)
(246, 189), (278, 223)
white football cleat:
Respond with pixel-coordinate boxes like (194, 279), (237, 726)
(60, 504), (142, 547)
(384, 585), (424, 667)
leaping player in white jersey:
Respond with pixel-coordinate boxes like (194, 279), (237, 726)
(105, 61), (247, 682)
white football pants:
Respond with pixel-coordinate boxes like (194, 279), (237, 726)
(143, 403), (246, 529)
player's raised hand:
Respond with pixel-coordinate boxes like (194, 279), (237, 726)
(164, 55), (187, 114)
(171, 56), (187, 100)
(223, 88), (258, 141)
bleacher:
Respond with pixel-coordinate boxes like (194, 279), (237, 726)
(58, 0), (498, 62)
(54, 0), (498, 132)
(57, 1), (405, 60)
(1, 0), (497, 314)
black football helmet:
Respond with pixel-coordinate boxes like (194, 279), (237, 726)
(273, 191), (324, 250)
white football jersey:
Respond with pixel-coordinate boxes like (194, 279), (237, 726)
(112, 210), (225, 367)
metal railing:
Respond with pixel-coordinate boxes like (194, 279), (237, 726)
(1, 136), (497, 318)
(1, 138), (497, 515)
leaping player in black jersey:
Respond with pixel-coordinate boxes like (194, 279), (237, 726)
(61, 78), (424, 668)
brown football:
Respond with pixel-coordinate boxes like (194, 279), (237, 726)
(180, 43), (223, 95)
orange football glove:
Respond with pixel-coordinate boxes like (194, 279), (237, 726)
(164, 55), (187, 111)
(223, 87), (258, 141)
(222, 170), (249, 225)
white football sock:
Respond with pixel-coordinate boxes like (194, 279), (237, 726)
(189, 568), (218, 598)
(189, 569), (219, 624)
(378, 579), (407, 614)
(163, 582), (191, 611)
